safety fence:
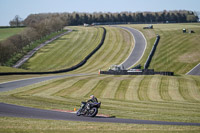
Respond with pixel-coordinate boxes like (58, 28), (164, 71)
(0, 27), (106, 75)
(144, 35), (160, 69)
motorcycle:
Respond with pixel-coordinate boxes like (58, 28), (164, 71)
(76, 102), (101, 117)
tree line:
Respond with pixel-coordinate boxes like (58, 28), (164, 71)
(24, 10), (199, 26)
(0, 10), (198, 66)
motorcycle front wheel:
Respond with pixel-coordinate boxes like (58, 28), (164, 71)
(87, 107), (98, 117)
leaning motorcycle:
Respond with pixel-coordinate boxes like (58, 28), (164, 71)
(76, 102), (101, 117)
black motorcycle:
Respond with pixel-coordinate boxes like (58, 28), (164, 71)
(76, 102), (101, 117)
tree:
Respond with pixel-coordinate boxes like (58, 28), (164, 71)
(121, 13), (127, 22)
(187, 15), (198, 22)
(9, 15), (23, 27)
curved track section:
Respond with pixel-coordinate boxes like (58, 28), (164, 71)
(118, 26), (147, 69)
(0, 73), (91, 92)
(0, 103), (199, 126)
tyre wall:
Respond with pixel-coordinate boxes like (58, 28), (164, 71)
(144, 35), (160, 69)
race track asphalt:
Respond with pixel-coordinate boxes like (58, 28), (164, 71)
(1, 103), (200, 126)
(186, 63), (200, 76)
(0, 73), (91, 92)
(118, 26), (146, 69)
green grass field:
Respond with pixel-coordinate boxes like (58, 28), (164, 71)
(1, 74), (200, 123)
(21, 26), (104, 71)
(0, 24), (200, 132)
(20, 26), (133, 72)
(1, 117), (200, 133)
(126, 23), (200, 74)
(0, 27), (24, 41)
(0, 74), (200, 132)
(72, 26), (134, 73)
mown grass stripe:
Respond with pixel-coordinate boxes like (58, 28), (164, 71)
(34, 77), (81, 97)
(159, 76), (171, 101)
(89, 27), (125, 72)
(148, 26), (200, 74)
(24, 27), (101, 71)
(138, 76), (151, 101)
(85, 77), (112, 98)
(16, 78), (68, 96)
(92, 27), (121, 71)
(168, 77), (185, 101)
(148, 76), (163, 101)
(111, 28), (133, 66)
(125, 76), (144, 101)
(75, 27), (115, 73)
(115, 79), (131, 100)
(178, 77), (195, 101)
(70, 75), (112, 98)
(75, 26), (134, 74)
(54, 75), (97, 97)
(55, 79), (91, 97)
(186, 78), (200, 101)
(101, 77), (121, 99)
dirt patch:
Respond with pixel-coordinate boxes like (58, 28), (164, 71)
(178, 52), (200, 63)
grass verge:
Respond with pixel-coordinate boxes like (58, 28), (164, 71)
(125, 23), (200, 74)
(0, 117), (200, 133)
(1, 74), (200, 123)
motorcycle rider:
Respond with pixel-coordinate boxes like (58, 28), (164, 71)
(80, 95), (98, 111)
(87, 95), (98, 103)
(86, 95), (98, 110)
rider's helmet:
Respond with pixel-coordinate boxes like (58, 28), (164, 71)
(90, 95), (94, 98)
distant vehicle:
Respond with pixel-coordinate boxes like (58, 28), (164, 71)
(108, 65), (125, 71)
(84, 23), (89, 27)
(143, 25), (153, 29)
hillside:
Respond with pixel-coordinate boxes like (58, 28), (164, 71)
(0, 24), (200, 132)
(1, 74), (200, 123)
(19, 26), (133, 72)
(127, 23), (200, 74)
(20, 26), (103, 71)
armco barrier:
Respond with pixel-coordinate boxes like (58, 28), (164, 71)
(144, 35), (160, 69)
(0, 27), (106, 76)
(100, 69), (174, 76)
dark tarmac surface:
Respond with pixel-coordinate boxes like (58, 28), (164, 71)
(0, 103), (200, 126)
(186, 63), (200, 76)
(0, 73), (91, 92)
(118, 26), (146, 69)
